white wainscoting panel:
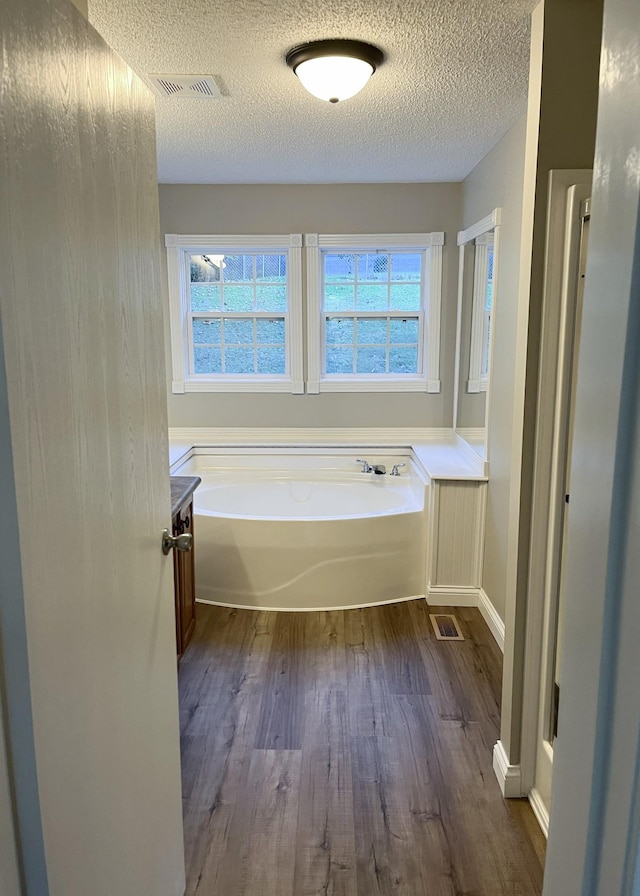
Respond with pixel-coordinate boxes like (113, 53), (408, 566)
(429, 480), (486, 588)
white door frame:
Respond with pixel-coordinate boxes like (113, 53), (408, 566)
(520, 170), (593, 834)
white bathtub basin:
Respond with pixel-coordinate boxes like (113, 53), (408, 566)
(195, 477), (419, 520)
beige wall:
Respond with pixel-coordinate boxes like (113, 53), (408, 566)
(462, 115), (528, 621)
(159, 183), (462, 428)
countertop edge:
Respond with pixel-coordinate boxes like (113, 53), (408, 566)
(170, 476), (201, 517)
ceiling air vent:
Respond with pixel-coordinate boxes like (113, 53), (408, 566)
(148, 74), (222, 99)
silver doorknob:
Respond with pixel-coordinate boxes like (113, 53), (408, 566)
(162, 529), (193, 555)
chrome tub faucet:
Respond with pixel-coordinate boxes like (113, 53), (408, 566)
(356, 459), (386, 474)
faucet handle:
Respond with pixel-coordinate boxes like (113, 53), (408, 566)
(390, 463), (406, 476)
(356, 458), (372, 473)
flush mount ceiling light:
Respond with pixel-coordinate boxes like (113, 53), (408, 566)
(286, 39), (384, 104)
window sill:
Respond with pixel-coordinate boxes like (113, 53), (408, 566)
(172, 378), (303, 394)
(308, 377), (441, 394)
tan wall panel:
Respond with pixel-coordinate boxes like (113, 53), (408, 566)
(462, 116), (528, 621)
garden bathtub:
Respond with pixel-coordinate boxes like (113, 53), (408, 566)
(174, 453), (428, 610)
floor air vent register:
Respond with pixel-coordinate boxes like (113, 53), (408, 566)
(429, 613), (465, 641)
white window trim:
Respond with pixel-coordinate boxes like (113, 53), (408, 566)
(165, 233), (304, 393)
(467, 232), (494, 394)
(305, 232), (444, 394)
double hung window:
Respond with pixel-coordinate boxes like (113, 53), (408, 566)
(467, 232), (494, 393)
(166, 234), (303, 393)
(306, 233), (443, 392)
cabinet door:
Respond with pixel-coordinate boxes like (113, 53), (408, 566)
(178, 502), (196, 655)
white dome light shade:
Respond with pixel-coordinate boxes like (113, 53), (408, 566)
(286, 40), (384, 104)
(294, 56), (374, 103)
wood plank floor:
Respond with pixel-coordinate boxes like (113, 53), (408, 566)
(179, 601), (545, 896)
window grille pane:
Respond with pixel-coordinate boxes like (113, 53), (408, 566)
(190, 254), (223, 283)
(324, 254), (355, 282)
(190, 283), (221, 312)
(389, 346), (419, 374)
(486, 282), (493, 313)
(326, 318), (354, 345)
(225, 347), (254, 374)
(256, 318), (285, 343)
(326, 347), (354, 374)
(222, 254), (253, 283)
(356, 284), (388, 311)
(389, 318), (419, 343)
(256, 254), (286, 281)
(193, 318), (221, 343)
(357, 253), (388, 282)
(256, 285), (286, 312)
(257, 346), (286, 374)
(183, 243), (293, 384)
(324, 285), (356, 312)
(224, 318), (253, 344)
(390, 253), (421, 281)
(356, 346), (387, 374)
(389, 283), (421, 311)
(194, 346), (222, 374)
(356, 319), (387, 345)
(223, 285), (254, 312)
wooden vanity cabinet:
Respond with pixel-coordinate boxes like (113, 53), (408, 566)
(172, 497), (196, 660)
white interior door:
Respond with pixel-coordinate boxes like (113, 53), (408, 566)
(532, 187), (591, 824)
(0, 1), (185, 894)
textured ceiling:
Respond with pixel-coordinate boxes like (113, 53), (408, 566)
(88, 0), (537, 184)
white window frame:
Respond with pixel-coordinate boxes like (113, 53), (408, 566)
(467, 232), (494, 393)
(305, 232), (444, 393)
(165, 233), (304, 393)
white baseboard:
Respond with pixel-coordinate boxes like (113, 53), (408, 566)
(199, 588), (507, 651)
(478, 588), (506, 652)
(425, 586), (505, 652)
(196, 594), (425, 613)
(528, 787), (550, 838)
(426, 585), (479, 607)
(493, 740), (523, 798)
